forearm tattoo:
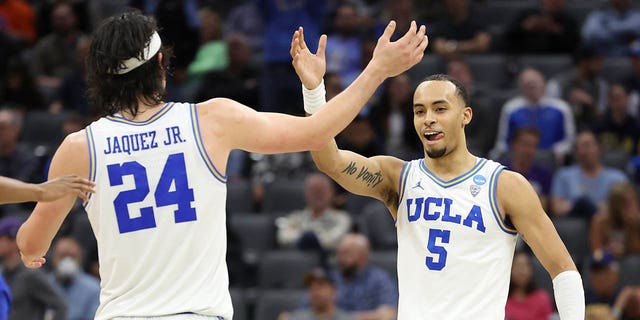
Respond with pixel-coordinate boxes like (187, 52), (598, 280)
(341, 161), (383, 188)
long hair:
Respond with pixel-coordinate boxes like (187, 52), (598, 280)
(606, 182), (638, 229)
(87, 11), (172, 117)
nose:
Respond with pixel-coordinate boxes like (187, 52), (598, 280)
(424, 109), (437, 126)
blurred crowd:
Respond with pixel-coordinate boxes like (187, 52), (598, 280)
(1, 0), (640, 319)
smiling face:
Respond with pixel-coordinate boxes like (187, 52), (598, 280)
(413, 80), (472, 159)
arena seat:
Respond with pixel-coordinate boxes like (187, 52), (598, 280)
(254, 289), (306, 320)
(226, 179), (254, 214)
(229, 214), (275, 264)
(358, 202), (397, 250)
(553, 218), (589, 265)
(258, 250), (320, 289)
(261, 180), (307, 213)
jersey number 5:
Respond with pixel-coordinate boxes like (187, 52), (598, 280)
(426, 228), (450, 270)
(107, 153), (196, 234)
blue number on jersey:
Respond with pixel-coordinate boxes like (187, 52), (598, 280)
(107, 153), (196, 234)
(426, 228), (450, 271)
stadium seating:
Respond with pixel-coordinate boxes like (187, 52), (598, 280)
(254, 289), (306, 320)
(257, 250), (320, 289)
(261, 180), (307, 213)
(358, 202), (397, 250)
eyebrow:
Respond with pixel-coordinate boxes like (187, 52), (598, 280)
(413, 100), (448, 108)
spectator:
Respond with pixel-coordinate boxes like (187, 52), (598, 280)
(582, 0), (640, 56)
(279, 268), (355, 320)
(505, 250), (553, 320)
(0, 58), (44, 112)
(49, 37), (91, 116)
(326, 3), (363, 87)
(250, 151), (316, 206)
(186, 7), (228, 82)
(337, 116), (385, 158)
(224, 0), (263, 55)
(0, 274), (9, 320)
(491, 68), (575, 162)
(0, 217), (66, 320)
(504, 0), (580, 54)
(551, 130), (628, 219)
(369, 73), (420, 158)
(258, 0), (325, 114)
(0, 109), (40, 183)
(276, 173), (351, 252)
(31, 1), (88, 98)
(48, 237), (100, 320)
(0, 0), (36, 44)
(547, 45), (609, 127)
(585, 250), (621, 307)
(624, 38), (640, 116)
(502, 127), (553, 211)
(445, 57), (494, 156)
(612, 286), (640, 320)
(331, 233), (397, 320)
(590, 182), (640, 258)
(593, 84), (640, 156)
(373, 0), (420, 42)
(430, 0), (491, 56)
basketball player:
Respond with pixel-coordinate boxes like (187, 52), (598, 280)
(15, 11), (427, 320)
(0, 175), (94, 204)
(290, 31), (585, 319)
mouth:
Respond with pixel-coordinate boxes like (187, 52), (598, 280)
(423, 131), (444, 143)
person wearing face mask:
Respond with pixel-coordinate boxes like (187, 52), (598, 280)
(47, 237), (99, 320)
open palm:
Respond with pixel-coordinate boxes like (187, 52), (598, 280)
(290, 27), (327, 89)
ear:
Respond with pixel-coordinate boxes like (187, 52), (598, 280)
(462, 106), (472, 126)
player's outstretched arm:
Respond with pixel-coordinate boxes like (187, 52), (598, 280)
(17, 132), (90, 268)
(198, 21), (427, 155)
(0, 175), (94, 204)
(498, 170), (584, 320)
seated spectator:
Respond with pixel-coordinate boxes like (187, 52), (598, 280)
(276, 173), (351, 252)
(504, 0), (579, 54)
(279, 268), (355, 320)
(547, 45), (608, 127)
(430, 0), (491, 55)
(326, 3), (363, 87)
(369, 73), (421, 159)
(186, 7), (228, 81)
(491, 68), (575, 161)
(0, 217), (67, 320)
(612, 286), (640, 320)
(49, 37), (91, 116)
(224, 0), (263, 55)
(337, 116), (385, 158)
(250, 151), (316, 206)
(585, 251), (621, 307)
(331, 233), (397, 320)
(0, 58), (44, 112)
(505, 250), (553, 320)
(48, 237), (100, 320)
(590, 182), (640, 258)
(502, 127), (553, 211)
(31, 1), (88, 98)
(373, 0), (421, 42)
(0, 109), (40, 182)
(446, 57), (494, 156)
(582, 0), (640, 57)
(0, 0), (36, 44)
(551, 130), (628, 219)
(593, 84), (640, 156)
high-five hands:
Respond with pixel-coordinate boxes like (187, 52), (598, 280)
(290, 27), (327, 89)
(370, 20), (428, 77)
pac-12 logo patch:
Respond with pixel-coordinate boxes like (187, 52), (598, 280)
(473, 175), (486, 185)
(470, 184), (481, 197)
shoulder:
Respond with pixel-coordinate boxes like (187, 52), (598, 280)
(77, 273), (100, 288)
(554, 165), (577, 178)
(541, 97), (572, 113)
(496, 169), (530, 192)
(366, 265), (393, 281)
(502, 97), (526, 113)
(603, 168), (628, 181)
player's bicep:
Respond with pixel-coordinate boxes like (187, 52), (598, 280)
(499, 171), (576, 278)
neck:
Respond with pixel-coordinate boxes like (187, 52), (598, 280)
(311, 207), (327, 218)
(0, 143), (17, 156)
(511, 157), (532, 173)
(314, 304), (336, 317)
(611, 111), (626, 124)
(423, 146), (476, 179)
(581, 162), (601, 176)
(120, 101), (164, 120)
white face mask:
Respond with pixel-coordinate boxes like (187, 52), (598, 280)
(56, 256), (79, 279)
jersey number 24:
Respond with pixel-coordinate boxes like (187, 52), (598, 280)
(107, 153), (196, 234)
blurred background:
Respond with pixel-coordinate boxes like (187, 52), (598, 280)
(1, 0), (640, 319)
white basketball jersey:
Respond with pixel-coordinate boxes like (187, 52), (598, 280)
(396, 158), (517, 320)
(84, 102), (232, 320)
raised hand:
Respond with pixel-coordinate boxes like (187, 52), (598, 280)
(370, 20), (428, 78)
(290, 26), (327, 90)
(38, 175), (95, 202)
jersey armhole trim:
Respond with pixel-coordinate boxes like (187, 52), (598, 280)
(82, 125), (97, 207)
(397, 161), (411, 204)
(190, 103), (228, 184)
(489, 165), (517, 235)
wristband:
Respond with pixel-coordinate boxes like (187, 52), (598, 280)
(553, 270), (585, 320)
(302, 80), (326, 115)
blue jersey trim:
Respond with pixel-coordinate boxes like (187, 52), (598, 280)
(397, 161), (411, 203)
(489, 165), (517, 235)
(105, 102), (174, 126)
(82, 125), (97, 207)
(189, 103), (227, 184)
(419, 158), (487, 188)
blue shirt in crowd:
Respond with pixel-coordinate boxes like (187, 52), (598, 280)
(331, 266), (398, 312)
(551, 165), (628, 206)
(48, 273), (100, 320)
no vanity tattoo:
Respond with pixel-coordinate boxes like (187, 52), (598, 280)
(341, 161), (383, 188)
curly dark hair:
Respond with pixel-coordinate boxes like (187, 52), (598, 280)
(87, 11), (172, 117)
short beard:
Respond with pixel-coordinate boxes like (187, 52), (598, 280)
(426, 147), (447, 158)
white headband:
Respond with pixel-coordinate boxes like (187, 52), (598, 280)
(110, 31), (162, 75)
